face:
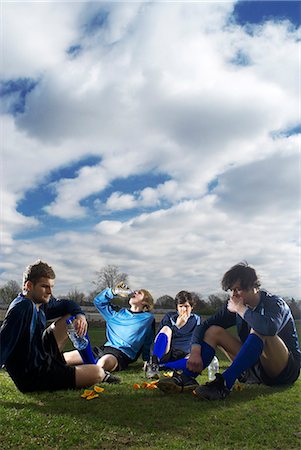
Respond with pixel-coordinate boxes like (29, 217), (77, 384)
(129, 290), (145, 307)
(229, 281), (258, 305)
(25, 277), (54, 304)
(177, 301), (193, 317)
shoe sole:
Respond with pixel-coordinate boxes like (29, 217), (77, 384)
(145, 374), (160, 380)
(157, 380), (198, 394)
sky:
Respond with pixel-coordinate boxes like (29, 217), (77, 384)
(1, 0), (300, 300)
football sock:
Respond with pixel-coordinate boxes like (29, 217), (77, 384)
(153, 332), (169, 360)
(163, 358), (198, 379)
(200, 341), (216, 369)
(222, 333), (264, 390)
(163, 341), (216, 378)
(79, 335), (97, 364)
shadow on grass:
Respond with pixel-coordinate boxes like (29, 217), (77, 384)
(1, 379), (295, 435)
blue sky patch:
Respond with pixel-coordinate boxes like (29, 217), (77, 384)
(207, 178), (219, 193)
(230, 49), (251, 67)
(84, 9), (109, 35)
(81, 172), (171, 211)
(17, 155), (102, 217)
(66, 44), (82, 58)
(234, 1), (301, 27)
(0, 78), (38, 114)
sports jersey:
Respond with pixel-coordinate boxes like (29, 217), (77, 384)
(94, 288), (155, 361)
(0, 293), (84, 386)
(191, 290), (300, 364)
(158, 311), (201, 354)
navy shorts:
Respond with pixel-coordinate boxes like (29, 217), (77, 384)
(160, 347), (188, 364)
(242, 352), (300, 386)
(94, 345), (133, 371)
(13, 327), (76, 393)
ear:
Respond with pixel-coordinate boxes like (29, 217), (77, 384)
(24, 280), (33, 292)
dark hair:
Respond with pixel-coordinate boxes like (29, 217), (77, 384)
(23, 260), (55, 286)
(221, 261), (260, 291)
(175, 290), (195, 308)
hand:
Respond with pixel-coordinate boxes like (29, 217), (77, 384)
(227, 295), (247, 317)
(176, 312), (189, 328)
(112, 282), (132, 297)
(74, 314), (88, 337)
(187, 346), (203, 373)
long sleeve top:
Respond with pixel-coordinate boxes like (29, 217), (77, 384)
(191, 290), (300, 364)
(94, 288), (155, 361)
(158, 311), (201, 354)
(0, 294), (84, 381)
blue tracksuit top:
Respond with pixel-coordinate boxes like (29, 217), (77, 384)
(94, 288), (155, 361)
(158, 311), (201, 354)
(191, 290), (301, 364)
(0, 294), (84, 379)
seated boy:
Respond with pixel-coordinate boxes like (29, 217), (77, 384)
(145, 290), (201, 380)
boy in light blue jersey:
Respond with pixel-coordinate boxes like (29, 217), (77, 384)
(93, 287), (155, 376)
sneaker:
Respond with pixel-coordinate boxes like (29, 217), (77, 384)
(145, 361), (160, 379)
(193, 373), (230, 400)
(157, 371), (199, 393)
(103, 371), (121, 384)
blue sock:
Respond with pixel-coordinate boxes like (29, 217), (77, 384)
(200, 341), (216, 370)
(163, 358), (198, 379)
(163, 341), (216, 378)
(153, 333), (169, 360)
(79, 335), (96, 364)
(222, 334), (264, 390)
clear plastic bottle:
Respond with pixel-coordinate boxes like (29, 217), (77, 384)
(208, 356), (219, 381)
(66, 317), (88, 351)
(112, 283), (133, 298)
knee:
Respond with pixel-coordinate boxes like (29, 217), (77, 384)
(158, 326), (172, 339)
(204, 325), (225, 340)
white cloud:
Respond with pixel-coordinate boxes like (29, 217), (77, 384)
(1, 1), (300, 299)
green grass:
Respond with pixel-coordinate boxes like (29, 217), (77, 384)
(0, 327), (300, 450)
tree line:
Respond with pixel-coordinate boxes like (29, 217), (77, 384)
(1, 265), (300, 319)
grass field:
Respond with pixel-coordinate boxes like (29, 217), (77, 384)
(0, 326), (300, 450)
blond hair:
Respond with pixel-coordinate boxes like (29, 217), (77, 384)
(141, 289), (154, 311)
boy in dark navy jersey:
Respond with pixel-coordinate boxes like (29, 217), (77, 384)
(158, 262), (300, 398)
(0, 260), (117, 392)
(145, 290), (201, 381)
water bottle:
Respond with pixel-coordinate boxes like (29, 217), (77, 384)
(112, 282), (133, 298)
(208, 356), (219, 381)
(66, 317), (88, 351)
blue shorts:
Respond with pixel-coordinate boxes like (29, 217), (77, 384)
(241, 352), (300, 386)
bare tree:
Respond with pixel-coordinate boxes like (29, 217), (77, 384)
(93, 265), (129, 292)
(0, 280), (21, 305)
(155, 295), (175, 309)
(65, 289), (86, 305)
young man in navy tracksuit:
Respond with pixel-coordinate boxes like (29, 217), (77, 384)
(145, 290), (201, 382)
(0, 260), (115, 392)
(158, 262), (300, 398)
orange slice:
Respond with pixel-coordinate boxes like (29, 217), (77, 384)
(94, 385), (105, 393)
(81, 389), (94, 398)
(86, 393), (99, 400)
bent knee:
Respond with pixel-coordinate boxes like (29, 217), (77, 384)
(158, 326), (172, 339)
(204, 325), (227, 339)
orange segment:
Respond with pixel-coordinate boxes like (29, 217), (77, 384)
(133, 383), (141, 389)
(94, 385), (105, 393)
(86, 393), (99, 400)
(81, 389), (94, 398)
